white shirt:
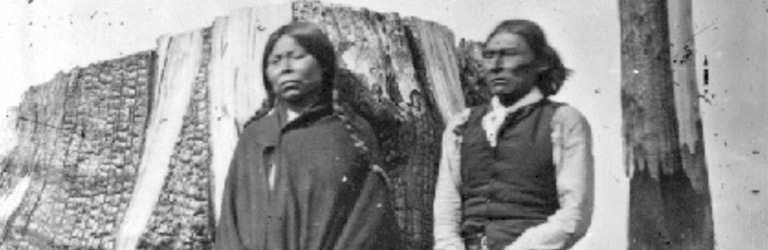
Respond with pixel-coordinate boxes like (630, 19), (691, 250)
(433, 89), (594, 250)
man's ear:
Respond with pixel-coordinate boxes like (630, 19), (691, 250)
(529, 59), (551, 73)
(534, 64), (550, 73)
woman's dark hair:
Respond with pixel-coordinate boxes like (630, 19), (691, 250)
(242, 21), (388, 184)
(486, 19), (571, 96)
(244, 21), (337, 126)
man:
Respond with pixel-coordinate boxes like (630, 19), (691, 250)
(433, 19), (594, 250)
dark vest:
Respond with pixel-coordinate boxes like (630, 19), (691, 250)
(459, 100), (563, 250)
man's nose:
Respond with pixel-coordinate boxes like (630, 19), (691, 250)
(494, 55), (505, 68)
(489, 56), (504, 72)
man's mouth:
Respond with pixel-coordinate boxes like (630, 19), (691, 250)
(490, 78), (507, 85)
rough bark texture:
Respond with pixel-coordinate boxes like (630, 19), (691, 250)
(0, 1), (479, 250)
(136, 27), (215, 250)
(0, 52), (155, 249)
(292, 3), (447, 249)
(456, 39), (491, 107)
(115, 30), (206, 250)
(620, 0), (714, 249)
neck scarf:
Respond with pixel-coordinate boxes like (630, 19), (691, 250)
(481, 87), (544, 147)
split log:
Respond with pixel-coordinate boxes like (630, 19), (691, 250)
(620, 0), (714, 249)
(118, 29), (211, 250)
(403, 17), (466, 123)
(206, 3), (293, 223)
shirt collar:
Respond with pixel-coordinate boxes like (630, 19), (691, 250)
(490, 87), (544, 114)
(482, 87), (544, 148)
(273, 101), (334, 132)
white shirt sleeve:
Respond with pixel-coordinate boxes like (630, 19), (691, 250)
(433, 110), (471, 250)
(504, 106), (595, 250)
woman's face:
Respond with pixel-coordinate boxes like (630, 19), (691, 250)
(266, 35), (324, 104)
(481, 32), (537, 98)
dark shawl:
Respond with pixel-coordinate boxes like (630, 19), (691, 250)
(214, 103), (401, 250)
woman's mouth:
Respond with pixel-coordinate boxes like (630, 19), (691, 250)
(279, 81), (300, 90)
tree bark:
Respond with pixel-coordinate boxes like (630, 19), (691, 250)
(0, 52), (155, 249)
(456, 39), (490, 107)
(620, 0), (715, 249)
(293, 3), (458, 248)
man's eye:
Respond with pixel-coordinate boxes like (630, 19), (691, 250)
(500, 49), (518, 57)
(481, 50), (497, 59)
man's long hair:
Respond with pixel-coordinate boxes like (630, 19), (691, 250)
(486, 19), (571, 97)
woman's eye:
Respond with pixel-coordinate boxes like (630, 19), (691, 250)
(268, 56), (281, 65)
(292, 53), (306, 59)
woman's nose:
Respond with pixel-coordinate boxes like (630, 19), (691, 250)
(280, 57), (293, 71)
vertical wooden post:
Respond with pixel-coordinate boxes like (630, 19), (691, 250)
(620, 0), (714, 249)
(667, 0), (715, 248)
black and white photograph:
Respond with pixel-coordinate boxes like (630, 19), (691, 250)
(0, 0), (765, 249)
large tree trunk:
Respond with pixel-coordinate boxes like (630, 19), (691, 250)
(292, 3), (465, 248)
(0, 1), (467, 250)
(0, 52), (155, 249)
(620, 0), (714, 249)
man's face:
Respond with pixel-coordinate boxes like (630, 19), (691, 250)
(481, 32), (537, 98)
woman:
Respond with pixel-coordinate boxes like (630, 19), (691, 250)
(433, 20), (594, 250)
(215, 21), (401, 250)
